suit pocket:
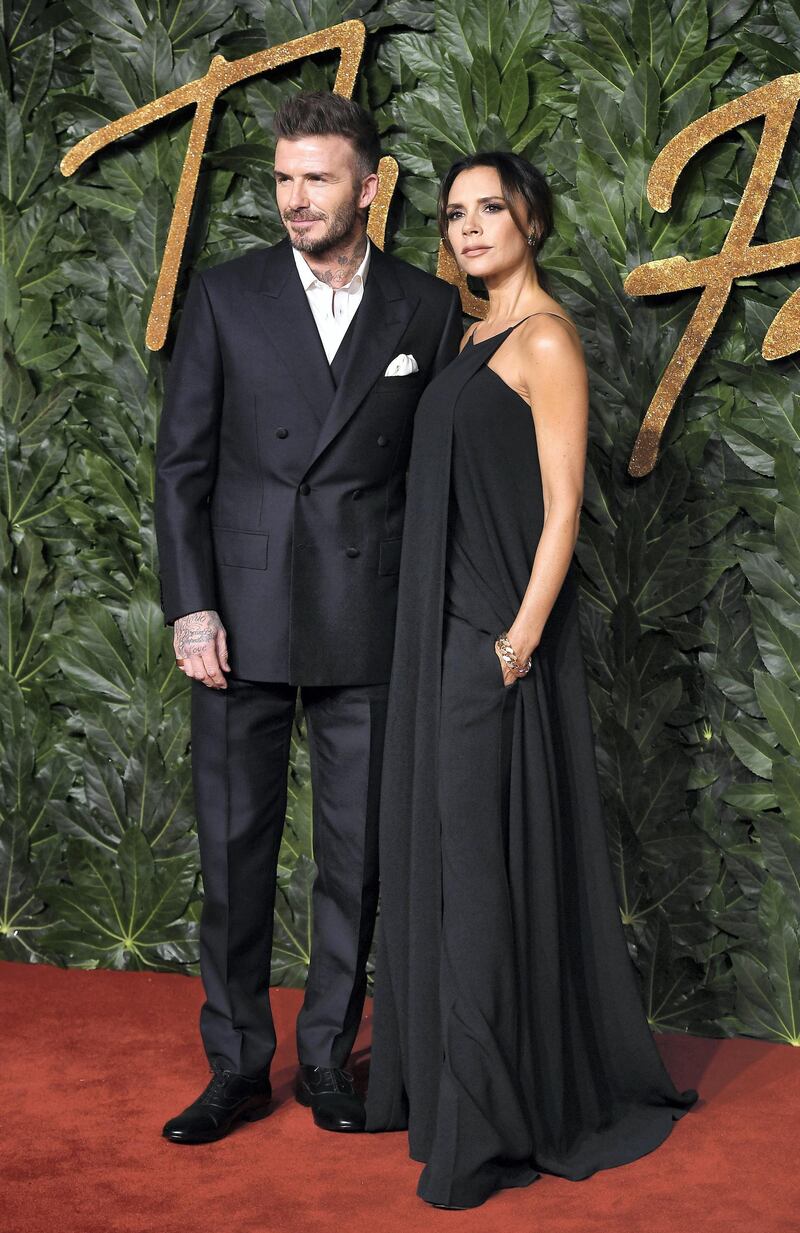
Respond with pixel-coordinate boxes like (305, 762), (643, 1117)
(212, 527), (269, 570)
(374, 373), (425, 392)
(378, 537), (402, 575)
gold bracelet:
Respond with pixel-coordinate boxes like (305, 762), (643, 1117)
(495, 633), (532, 677)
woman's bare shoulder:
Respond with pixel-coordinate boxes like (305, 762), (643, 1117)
(516, 304), (581, 347)
(508, 308), (587, 406)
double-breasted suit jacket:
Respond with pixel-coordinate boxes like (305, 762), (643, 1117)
(155, 235), (462, 685)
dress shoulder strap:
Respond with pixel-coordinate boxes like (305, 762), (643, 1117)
(469, 311), (577, 346)
(508, 311), (575, 333)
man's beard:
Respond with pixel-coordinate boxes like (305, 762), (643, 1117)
(286, 196), (360, 255)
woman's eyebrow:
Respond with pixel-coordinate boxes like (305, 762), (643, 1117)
(446, 195), (504, 208)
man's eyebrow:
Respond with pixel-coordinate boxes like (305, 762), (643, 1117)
(445, 195), (504, 208)
(274, 168), (333, 177)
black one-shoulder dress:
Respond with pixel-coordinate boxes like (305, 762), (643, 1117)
(364, 315), (698, 1209)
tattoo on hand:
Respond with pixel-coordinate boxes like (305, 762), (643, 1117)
(175, 610), (221, 657)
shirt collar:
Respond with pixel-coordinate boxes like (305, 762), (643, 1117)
(292, 235), (371, 293)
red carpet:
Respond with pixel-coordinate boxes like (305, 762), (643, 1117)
(2, 960), (797, 1233)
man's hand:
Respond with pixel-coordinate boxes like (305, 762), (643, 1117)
(174, 610), (230, 688)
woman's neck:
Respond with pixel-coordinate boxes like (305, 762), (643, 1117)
(480, 268), (543, 324)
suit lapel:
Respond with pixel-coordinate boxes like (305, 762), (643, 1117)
(247, 238), (336, 422)
(246, 237), (419, 462)
(307, 243), (417, 470)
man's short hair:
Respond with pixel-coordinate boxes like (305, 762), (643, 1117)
(272, 90), (381, 181)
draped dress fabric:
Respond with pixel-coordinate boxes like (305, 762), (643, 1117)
(364, 315), (699, 1209)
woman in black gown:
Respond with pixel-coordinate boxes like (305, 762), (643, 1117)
(364, 152), (699, 1209)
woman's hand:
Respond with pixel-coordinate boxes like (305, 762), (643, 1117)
(495, 646), (519, 688)
(495, 629), (537, 687)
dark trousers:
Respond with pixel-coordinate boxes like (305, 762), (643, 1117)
(190, 675), (388, 1078)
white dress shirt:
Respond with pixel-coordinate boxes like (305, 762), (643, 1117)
(291, 237), (371, 364)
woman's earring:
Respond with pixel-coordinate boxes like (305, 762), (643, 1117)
(527, 232), (536, 246)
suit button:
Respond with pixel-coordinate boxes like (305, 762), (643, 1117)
(345, 547), (360, 558)
(352, 489), (363, 500)
(276, 427), (289, 439)
(377, 435), (389, 447)
(299, 482), (310, 495)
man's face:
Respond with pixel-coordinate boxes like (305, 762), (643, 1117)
(274, 134), (377, 255)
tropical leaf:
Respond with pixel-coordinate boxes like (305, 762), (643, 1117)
(723, 883), (800, 1044)
(753, 809), (800, 916)
(636, 908), (718, 1033)
(748, 594), (800, 685)
(722, 714), (777, 779)
(753, 671), (800, 759)
(630, 0), (673, 71)
(0, 814), (51, 961)
(40, 828), (198, 970)
(621, 62), (661, 146)
(50, 597), (136, 704)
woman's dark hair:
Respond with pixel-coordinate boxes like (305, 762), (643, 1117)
(437, 152), (554, 292)
(273, 90), (381, 182)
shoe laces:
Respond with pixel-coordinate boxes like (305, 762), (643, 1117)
(309, 1066), (354, 1094)
(199, 1067), (247, 1105)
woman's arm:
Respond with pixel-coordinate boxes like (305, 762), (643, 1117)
(503, 316), (589, 674)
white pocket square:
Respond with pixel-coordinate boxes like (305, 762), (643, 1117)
(384, 353), (419, 376)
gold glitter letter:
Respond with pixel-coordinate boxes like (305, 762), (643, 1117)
(60, 21), (399, 350)
(624, 75), (800, 476)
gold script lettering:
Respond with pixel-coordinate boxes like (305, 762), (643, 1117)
(624, 75), (800, 477)
(60, 20), (402, 350)
(436, 242), (489, 320)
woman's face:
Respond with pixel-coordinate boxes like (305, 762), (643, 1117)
(445, 165), (531, 280)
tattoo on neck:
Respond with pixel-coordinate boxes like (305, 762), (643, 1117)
(311, 236), (367, 288)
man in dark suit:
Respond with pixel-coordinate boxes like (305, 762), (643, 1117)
(155, 91), (461, 1143)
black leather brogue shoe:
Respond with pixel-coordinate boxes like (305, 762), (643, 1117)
(295, 1065), (366, 1132)
(162, 1067), (272, 1144)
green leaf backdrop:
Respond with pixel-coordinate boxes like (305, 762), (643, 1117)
(2, 0), (799, 1045)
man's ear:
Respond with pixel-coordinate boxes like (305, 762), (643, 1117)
(358, 172), (380, 210)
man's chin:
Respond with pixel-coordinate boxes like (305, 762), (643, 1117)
(286, 224), (330, 254)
